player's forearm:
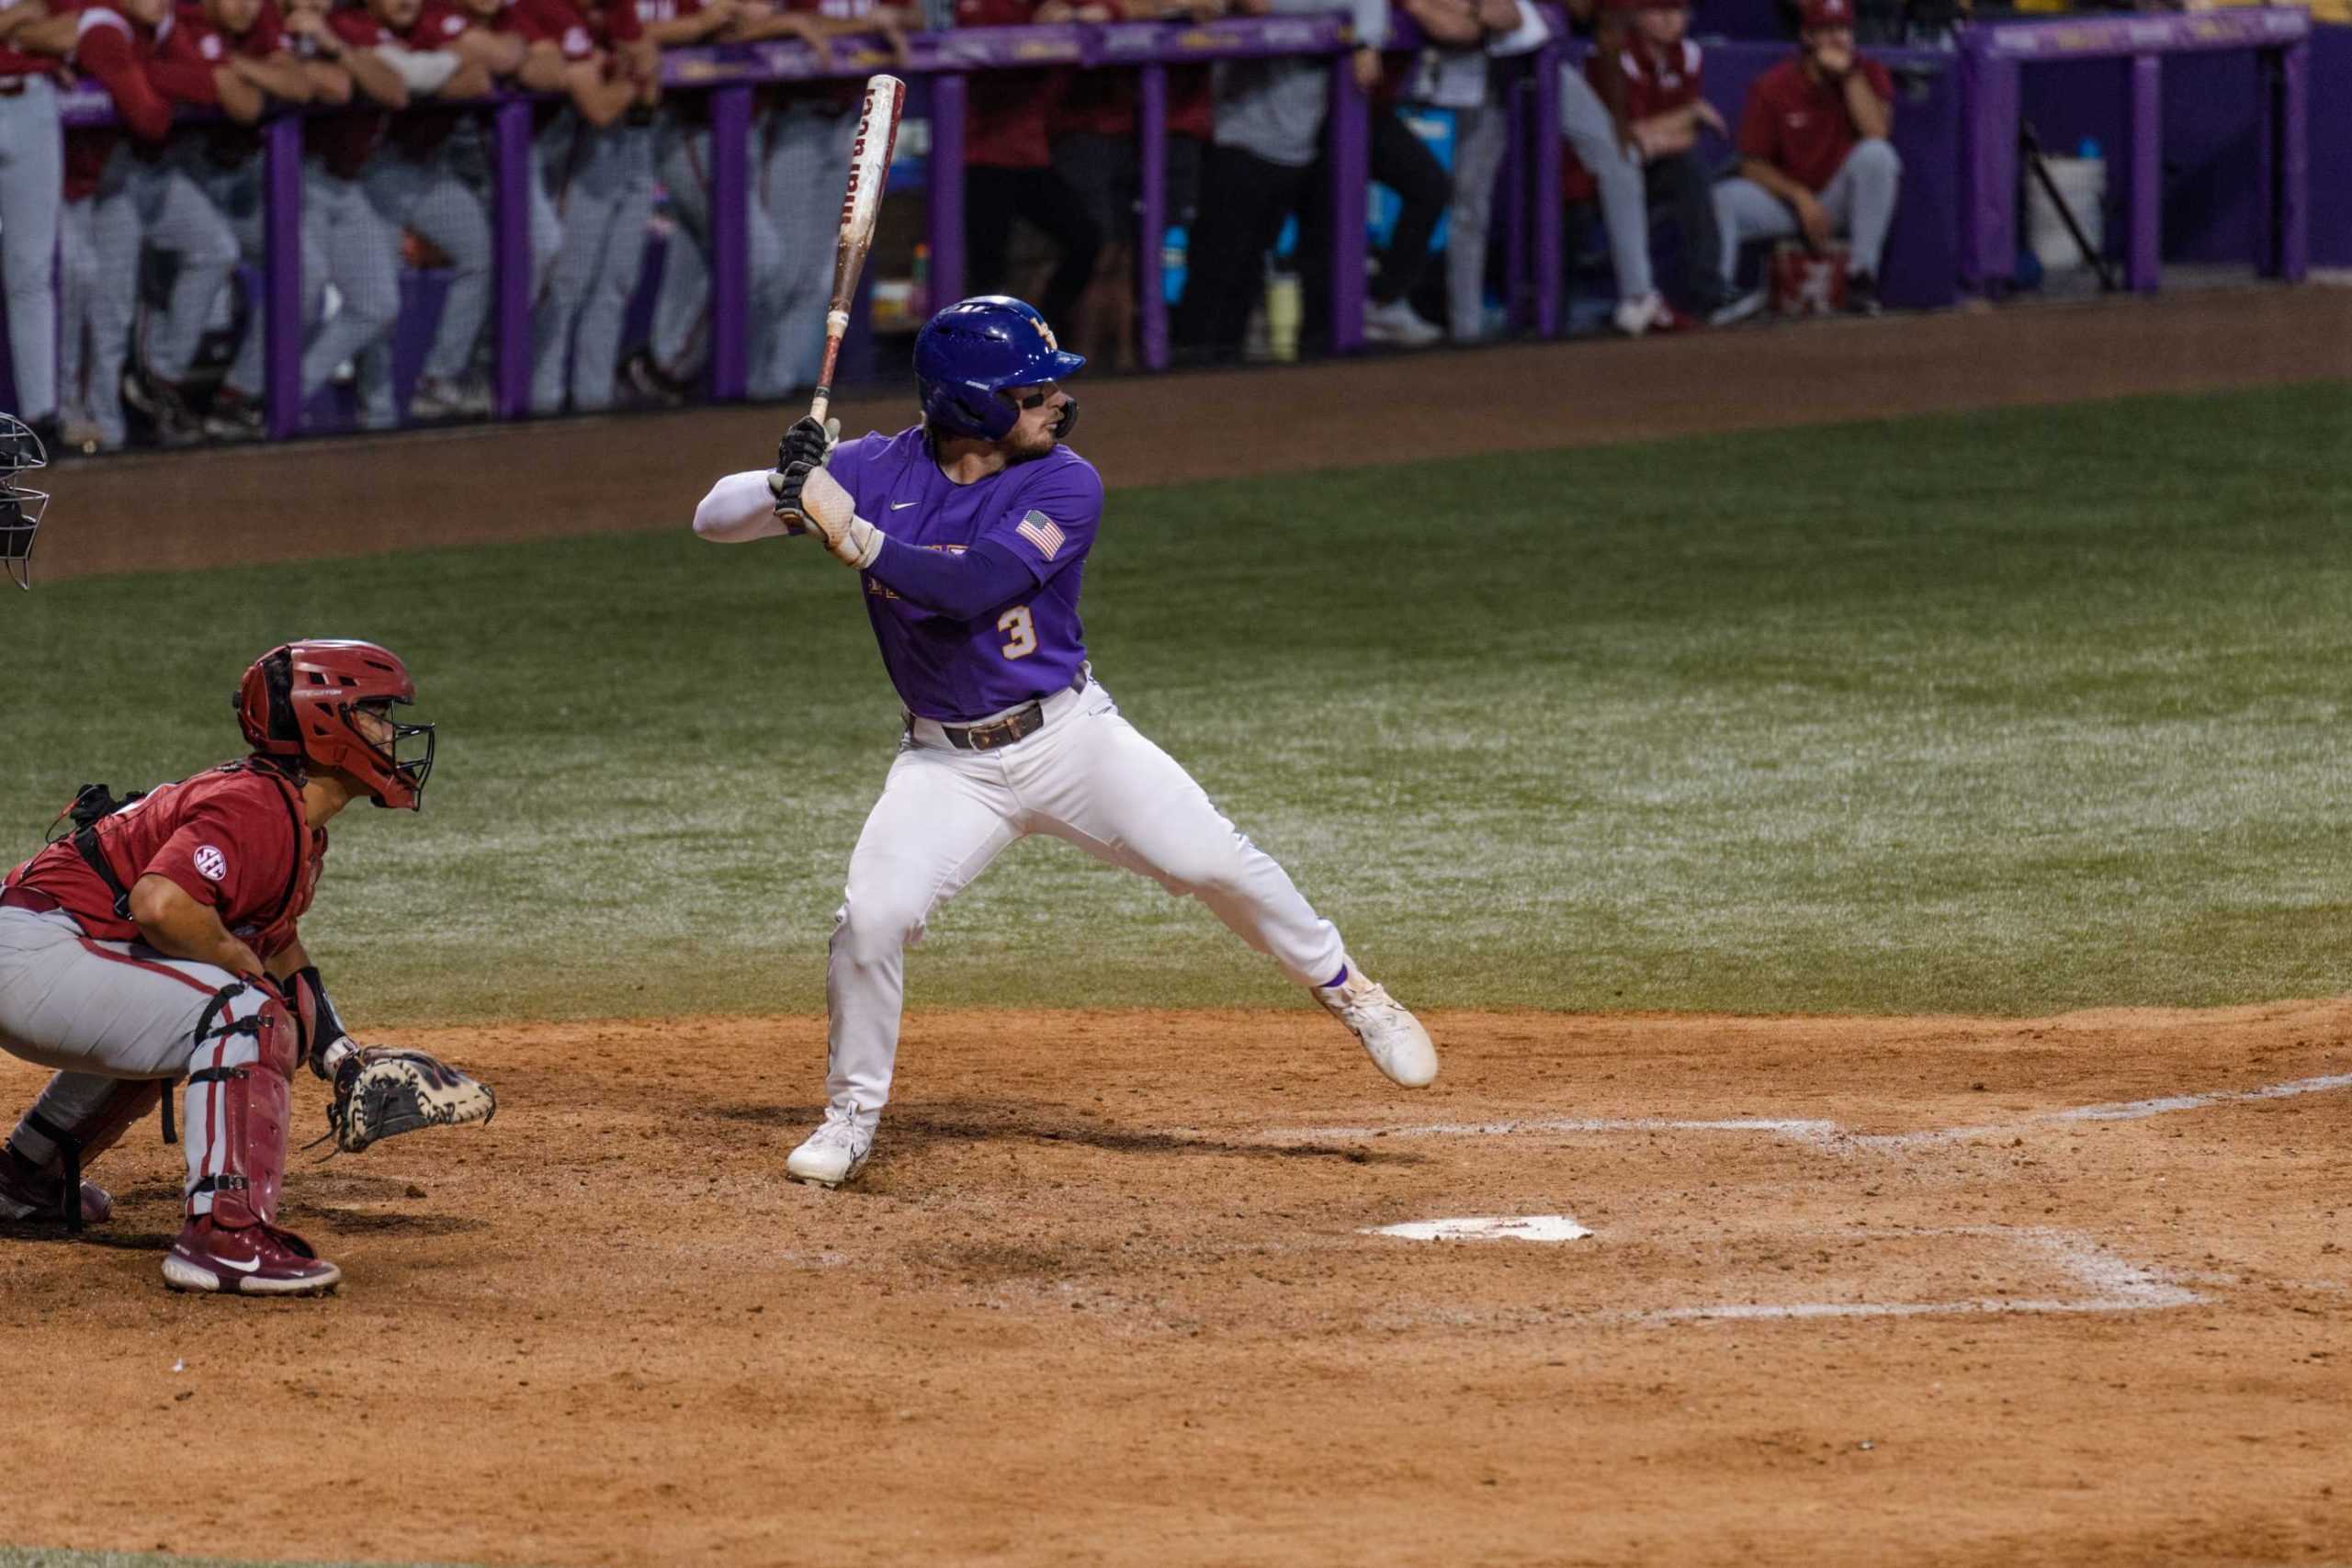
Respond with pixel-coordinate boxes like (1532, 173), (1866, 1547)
(264, 936), (311, 981)
(239, 53), (318, 102)
(1843, 71), (1890, 140)
(342, 48), (412, 106)
(515, 40), (569, 90)
(693, 469), (798, 543)
(270, 943), (358, 1076)
(1631, 108), (1695, 155)
(567, 61), (635, 126)
(214, 64), (266, 121)
(864, 537), (1036, 621)
(303, 60), (356, 103)
(643, 14), (717, 42)
(129, 874), (266, 979)
(449, 28), (525, 75)
(1741, 156), (1811, 209)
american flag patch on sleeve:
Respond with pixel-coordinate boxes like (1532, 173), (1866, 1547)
(1015, 512), (1067, 561)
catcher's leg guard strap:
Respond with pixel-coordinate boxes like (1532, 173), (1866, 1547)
(180, 983), (299, 1227)
(11, 1078), (167, 1232)
(17, 1111), (82, 1231)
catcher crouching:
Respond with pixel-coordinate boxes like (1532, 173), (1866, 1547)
(0, 640), (493, 1296)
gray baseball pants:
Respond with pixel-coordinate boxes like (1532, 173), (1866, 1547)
(0, 907), (281, 1218)
(299, 160), (401, 414)
(363, 149), (492, 384)
(649, 114), (786, 383)
(1559, 62), (1654, 305)
(200, 160), (329, 406)
(1441, 96), (1509, 342)
(533, 114), (656, 414)
(754, 103), (856, 400)
(133, 163), (239, 386)
(1713, 138), (1903, 281)
(1, 78), (62, 422)
(57, 176), (138, 446)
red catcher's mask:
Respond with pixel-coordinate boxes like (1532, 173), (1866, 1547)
(234, 640), (436, 810)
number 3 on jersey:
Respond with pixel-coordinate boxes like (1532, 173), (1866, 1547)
(998, 604), (1038, 660)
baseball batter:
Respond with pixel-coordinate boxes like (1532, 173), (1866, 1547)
(693, 295), (1437, 1189)
(0, 640), (489, 1294)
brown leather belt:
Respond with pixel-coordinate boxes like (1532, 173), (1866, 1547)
(935, 668), (1090, 752)
(1, 885), (62, 914)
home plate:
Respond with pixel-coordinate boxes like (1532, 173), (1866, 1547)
(1363, 1214), (1592, 1243)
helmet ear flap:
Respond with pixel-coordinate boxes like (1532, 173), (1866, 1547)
(262, 650), (299, 746)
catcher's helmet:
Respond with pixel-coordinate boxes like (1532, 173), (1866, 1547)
(235, 640), (436, 810)
(2, 414), (50, 592)
(914, 296), (1086, 441)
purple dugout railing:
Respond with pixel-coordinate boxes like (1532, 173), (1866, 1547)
(1958, 6), (2310, 295)
(51, 11), (1568, 436)
(37, 6), (2313, 442)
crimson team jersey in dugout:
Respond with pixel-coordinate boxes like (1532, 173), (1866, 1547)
(1736, 54), (1894, 192)
(4, 762), (325, 960)
(828, 427), (1105, 724)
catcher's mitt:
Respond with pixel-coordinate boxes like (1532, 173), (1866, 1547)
(322, 1047), (497, 1155)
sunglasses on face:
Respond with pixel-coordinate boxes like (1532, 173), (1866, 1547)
(1001, 385), (1058, 412)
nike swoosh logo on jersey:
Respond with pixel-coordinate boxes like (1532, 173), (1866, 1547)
(891, 501), (918, 510)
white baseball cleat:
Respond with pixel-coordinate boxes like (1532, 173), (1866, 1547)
(1611, 291), (1668, 338)
(1317, 964), (1439, 1089)
(1363, 298), (1445, 348)
(786, 1107), (875, 1189)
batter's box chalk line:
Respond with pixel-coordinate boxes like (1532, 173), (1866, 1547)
(1358, 1217), (2201, 1323)
(1612, 1226), (2204, 1325)
(1265, 1071), (2352, 1152)
(1361, 1214), (1592, 1243)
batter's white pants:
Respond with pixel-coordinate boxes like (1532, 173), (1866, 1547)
(0, 907), (282, 1218)
(1713, 138), (1904, 282)
(824, 677), (1349, 1126)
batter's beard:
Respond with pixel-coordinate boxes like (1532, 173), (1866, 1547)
(1003, 425), (1059, 460)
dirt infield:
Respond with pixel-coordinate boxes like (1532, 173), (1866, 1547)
(2, 1003), (2346, 1566)
(29, 285), (2352, 584)
(8, 288), (2350, 1565)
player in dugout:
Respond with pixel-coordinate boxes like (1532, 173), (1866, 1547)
(1710, 0), (1900, 316)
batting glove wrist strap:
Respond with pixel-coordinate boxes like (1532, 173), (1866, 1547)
(831, 515), (886, 570)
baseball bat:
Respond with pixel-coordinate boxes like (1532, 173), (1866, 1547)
(809, 73), (907, 429)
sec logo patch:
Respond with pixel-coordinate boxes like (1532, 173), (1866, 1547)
(194, 844), (228, 882)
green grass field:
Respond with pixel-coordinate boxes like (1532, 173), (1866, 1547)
(4, 381), (2347, 1024)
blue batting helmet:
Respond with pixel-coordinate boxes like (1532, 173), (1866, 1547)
(914, 296), (1086, 441)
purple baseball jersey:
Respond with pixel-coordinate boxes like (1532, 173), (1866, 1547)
(830, 425), (1104, 722)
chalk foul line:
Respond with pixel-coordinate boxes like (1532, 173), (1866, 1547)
(1265, 1072), (2352, 1151)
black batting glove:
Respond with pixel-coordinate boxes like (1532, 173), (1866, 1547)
(767, 459), (822, 519)
(776, 414), (837, 474)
